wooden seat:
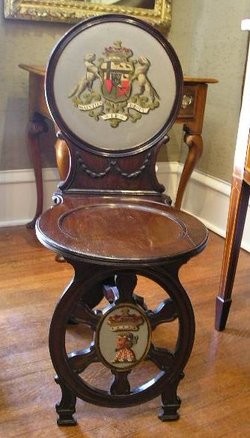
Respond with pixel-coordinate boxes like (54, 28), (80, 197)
(37, 195), (206, 263)
(36, 14), (208, 425)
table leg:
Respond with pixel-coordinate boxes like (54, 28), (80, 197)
(215, 177), (250, 330)
(26, 112), (48, 229)
(175, 132), (203, 209)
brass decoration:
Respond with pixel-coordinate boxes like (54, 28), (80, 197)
(69, 41), (160, 127)
(4, 1), (172, 31)
(181, 94), (193, 109)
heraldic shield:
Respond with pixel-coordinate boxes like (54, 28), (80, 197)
(67, 38), (160, 128)
(100, 41), (134, 103)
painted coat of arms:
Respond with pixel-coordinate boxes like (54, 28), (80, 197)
(68, 41), (160, 127)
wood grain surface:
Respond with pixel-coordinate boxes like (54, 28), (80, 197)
(0, 227), (249, 437)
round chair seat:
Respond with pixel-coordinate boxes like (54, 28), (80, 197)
(36, 197), (208, 265)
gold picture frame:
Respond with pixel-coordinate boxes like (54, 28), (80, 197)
(4, 1), (172, 31)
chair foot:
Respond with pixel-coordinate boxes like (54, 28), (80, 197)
(56, 414), (77, 426)
(55, 376), (77, 426)
(158, 396), (181, 421)
(158, 378), (182, 421)
(215, 296), (232, 331)
(158, 406), (180, 421)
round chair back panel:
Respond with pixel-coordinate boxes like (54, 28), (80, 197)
(46, 15), (183, 155)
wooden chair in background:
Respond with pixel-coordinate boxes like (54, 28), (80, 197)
(215, 19), (250, 331)
(36, 15), (208, 425)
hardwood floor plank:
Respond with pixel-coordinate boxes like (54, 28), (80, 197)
(0, 227), (249, 437)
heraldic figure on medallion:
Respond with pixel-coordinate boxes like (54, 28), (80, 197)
(68, 41), (160, 127)
(106, 307), (145, 366)
(113, 332), (138, 364)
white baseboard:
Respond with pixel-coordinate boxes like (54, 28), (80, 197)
(1, 163), (250, 252)
(0, 168), (59, 227)
(157, 162), (250, 252)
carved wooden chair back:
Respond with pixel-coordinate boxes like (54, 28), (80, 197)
(45, 14), (183, 199)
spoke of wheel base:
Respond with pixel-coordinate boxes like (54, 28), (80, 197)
(147, 299), (178, 329)
(72, 303), (101, 329)
(115, 273), (137, 304)
(68, 344), (98, 373)
(110, 370), (131, 395)
(147, 344), (175, 371)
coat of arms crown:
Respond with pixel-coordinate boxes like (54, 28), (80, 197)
(107, 308), (144, 332)
(104, 41), (133, 61)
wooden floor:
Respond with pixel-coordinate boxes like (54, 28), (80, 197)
(0, 226), (249, 438)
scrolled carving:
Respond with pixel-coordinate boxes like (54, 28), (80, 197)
(52, 194), (63, 205)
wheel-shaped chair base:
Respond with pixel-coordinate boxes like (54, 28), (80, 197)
(49, 262), (195, 425)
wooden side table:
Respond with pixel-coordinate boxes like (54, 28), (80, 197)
(215, 19), (250, 330)
(19, 64), (217, 227)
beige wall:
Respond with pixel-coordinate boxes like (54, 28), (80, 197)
(0, 3), (70, 170)
(169, 0), (250, 181)
(0, 1), (250, 181)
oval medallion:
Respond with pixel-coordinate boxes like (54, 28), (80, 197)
(96, 304), (151, 371)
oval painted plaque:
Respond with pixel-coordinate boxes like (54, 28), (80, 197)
(96, 304), (151, 371)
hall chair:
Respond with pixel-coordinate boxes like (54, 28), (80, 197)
(36, 14), (208, 425)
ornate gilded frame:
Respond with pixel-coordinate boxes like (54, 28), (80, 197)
(4, 1), (171, 31)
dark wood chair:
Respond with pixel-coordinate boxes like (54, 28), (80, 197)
(36, 14), (208, 425)
(215, 19), (250, 331)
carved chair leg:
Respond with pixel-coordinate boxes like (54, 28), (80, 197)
(55, 376), (77, 426)
(158, 374), (184, 421)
